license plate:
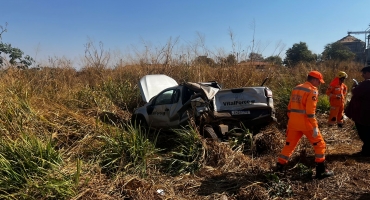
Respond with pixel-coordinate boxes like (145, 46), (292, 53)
(231, 110), (250, 115)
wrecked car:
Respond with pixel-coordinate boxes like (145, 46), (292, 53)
(131, 74), (276, 140)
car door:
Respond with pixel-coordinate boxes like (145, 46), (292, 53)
(147, 89), (180, 128)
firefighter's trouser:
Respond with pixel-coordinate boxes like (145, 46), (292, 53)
(278, 129), (326, 164)
(328, 104), (344, 125)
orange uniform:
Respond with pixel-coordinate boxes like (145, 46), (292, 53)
(326, 77), (347, 126)
(278, 81), (326, 164)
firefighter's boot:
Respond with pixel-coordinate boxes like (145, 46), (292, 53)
(315, 162), (334, 179)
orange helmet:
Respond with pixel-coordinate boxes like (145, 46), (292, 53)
(337, 71), (348, 79)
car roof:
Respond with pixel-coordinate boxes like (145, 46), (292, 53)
(139, 74), (178, 103)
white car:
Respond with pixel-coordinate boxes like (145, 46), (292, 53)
(132, 74), (276, 139)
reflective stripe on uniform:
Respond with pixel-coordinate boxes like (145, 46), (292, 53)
(290, 109), (306, 114)
(307, 114), (315, 118)
(294, 86), (311, 93)
(315, 154), (325, 159)
(279, 154), (289, 160)
(290, 109), (315, 118)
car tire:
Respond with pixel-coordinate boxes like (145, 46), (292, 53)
(203, 126), (219, 141)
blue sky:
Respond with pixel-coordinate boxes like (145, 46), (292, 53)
(2, 0), (370, 68)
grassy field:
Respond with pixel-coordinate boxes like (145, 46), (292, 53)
(0, 60), (369, 200)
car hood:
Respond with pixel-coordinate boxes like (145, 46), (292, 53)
(139, 74), (178, 103)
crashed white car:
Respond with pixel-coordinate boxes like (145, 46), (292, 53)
(131, 74), (276, 139)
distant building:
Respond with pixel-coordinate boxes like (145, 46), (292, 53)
(337, 35), (366, 62)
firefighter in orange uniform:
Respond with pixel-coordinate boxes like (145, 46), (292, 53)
(275, 71), (334, 179)
(326, 71), (348, 128)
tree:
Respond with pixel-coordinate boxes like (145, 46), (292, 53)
(226, 54), (237, 66)
(216, 54), (237, 67)
(0, 23), (34, 68)
(248, 52), (264, 62)
(265, 55), (282, 66)
(193, 55), (215, 67)
(283, 42), (315, 66)
(321, 42), (356, 61)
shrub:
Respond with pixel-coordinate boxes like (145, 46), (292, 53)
(316, 95), (330, 114)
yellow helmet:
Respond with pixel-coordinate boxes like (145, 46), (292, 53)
(337, 71), (348, 79)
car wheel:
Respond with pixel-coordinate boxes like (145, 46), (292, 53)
(203, 126), (219, 141)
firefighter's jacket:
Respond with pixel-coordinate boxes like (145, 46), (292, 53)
(287, 81), (319, 131)
(325, 77), (347, 107)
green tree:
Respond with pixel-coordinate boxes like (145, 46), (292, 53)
(283, 42), (315, 66)
(265, 55), (282, 66)
(248, 52), (264, 62)
(0, 23), (34, 68)
(217, 54), (237, 67)
(321, 42), (356, 61)
(193, 55), (215, 67)
(226, 54), (237, 66)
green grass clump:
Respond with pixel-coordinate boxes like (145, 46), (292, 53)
(162, 126), (204, 175)
(0, 134), (75, 200)
(272, 82), (293, 128)
(101, 79), (140, 111)
(228, 126), (254, 152)
(74, 86), (114, 111)
(98, 123), (159, 177)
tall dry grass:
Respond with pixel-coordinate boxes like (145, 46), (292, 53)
(0, 58), (366, 199)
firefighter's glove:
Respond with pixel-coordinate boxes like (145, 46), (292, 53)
(313, 127), (319, 138)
